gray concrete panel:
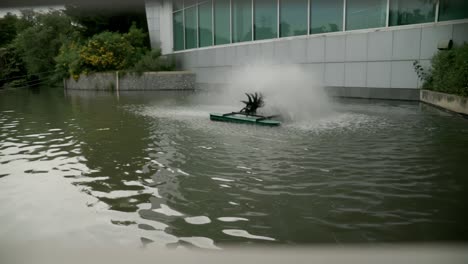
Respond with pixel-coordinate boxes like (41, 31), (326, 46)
(453, 22), (468, 45)
(391, 61), (418, 88)
(367, 31), (393, 61)
(247, 44), (261, 64)
(224, 46), (236, 65)
(234, 45), (249, 66)
(215, 47), (226, 67)
(212, 67), (224, 83)
(325, 63), (345, 87)
(345, 62), (367, 87)
(346, 33), (368, 61)
(193, 67), (209, 83)
(366, 61), (391, 88)
(302, 63), (325, 84)
(260, 42), (275, 64)
(392, 28), (421, 60)
(420, 24), (453, 60)
(152, 17), (160, 30)
(274, 40), (291, 64)
(197, 49), (214, 67)
(307, 36), (326, 63)
(183, 52), (193, 69)
(290, 38), (308, 63)
(325, 35), (346, 62)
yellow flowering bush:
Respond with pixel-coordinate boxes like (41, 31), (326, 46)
(55, 24), (148, 78)
(80, 32), (135, 71)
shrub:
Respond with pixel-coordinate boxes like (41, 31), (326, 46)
(54, 41), (83, 81)
(131, 49), (175, 73)
(55, 24), (149, 79)
(79, 31), (134, 71)
(417, 43), (468, 97)
(0, 45), (30, 88)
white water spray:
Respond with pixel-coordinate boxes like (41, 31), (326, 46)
(200, 63), (333, 122)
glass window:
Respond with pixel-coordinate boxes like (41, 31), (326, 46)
(280, 0), (308, 37)
(254, 0), (277, 40)
(389, 0), (436, 26)
(232, 0), (253, 43)
(346, 0), (387, 30)
(173, 0), (184, 11)
(185, 6), (197, 49)
(185, 0), (198, 7)
(199, 1), (213, 47)
(214, 0), (230, 45)
(173, 11), (184, 51)
(310, 0), (343, 34)
(439, 0), (468, 21)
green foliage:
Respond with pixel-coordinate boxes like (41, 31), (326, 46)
(413, 60), (427, 82)
(54, 42), (83, 81)
(13, 11), (80, 83)
(131, 50), (176, 74)
(54, 24), (150, 79)
(418, 44), (468, 97)
(0, 13), (19, 47)
(1, 8), (168, 89)
(122, 23), (148, 67)
(15, 9), (36, 32)
(79, 31), (135, 71)
(0, 11), (37, 88)
(0, 46), (29, 88)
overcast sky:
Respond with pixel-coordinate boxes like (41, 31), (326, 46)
(0, 5), (64, 17)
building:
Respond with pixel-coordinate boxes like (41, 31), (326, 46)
(145, 0), (468, 100)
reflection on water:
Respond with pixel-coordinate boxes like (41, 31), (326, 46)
(0, 88), (467, 248)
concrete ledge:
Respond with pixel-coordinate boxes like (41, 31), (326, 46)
(195, 83), (420, 101)
(65, 71), (195, 91)
(420, 89), (468, 115)
(325, 87), (420, 101)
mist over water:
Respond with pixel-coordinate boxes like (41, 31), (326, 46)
(196, 64), (333, 122)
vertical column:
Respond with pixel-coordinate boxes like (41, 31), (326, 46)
(182, 1), (186, 49)
(252, 0), (255, 40)
(230, 0), (233, 43)
(144, 0), (174, 55)
(212, 0), (215, 45)
(307, 0), (310, 34)
(385, 0), (390, 27)
(277, 0), (280, 37)
(342, 0), (347, 31)
(196, 4), (199, 47)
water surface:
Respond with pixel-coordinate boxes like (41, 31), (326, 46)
(0, 88), (467, 248)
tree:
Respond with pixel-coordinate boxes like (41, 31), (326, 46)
(13, 11), (80, 83)
(55, 24), (148, 78)
(0, 46), (29, 88)
(0, 13), (19, 47)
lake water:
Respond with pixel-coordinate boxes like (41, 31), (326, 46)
(0, 88), (467, 249)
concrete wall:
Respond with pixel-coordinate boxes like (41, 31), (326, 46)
(65, 72), (195, 91)
(145, 0), (172, 55)
(421, 90), (468, 115)
(170, 21), (468, 100)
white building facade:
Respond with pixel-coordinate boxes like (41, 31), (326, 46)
(145, 0), (468, 100)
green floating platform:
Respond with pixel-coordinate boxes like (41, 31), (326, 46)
(210, 113), (281, 127)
